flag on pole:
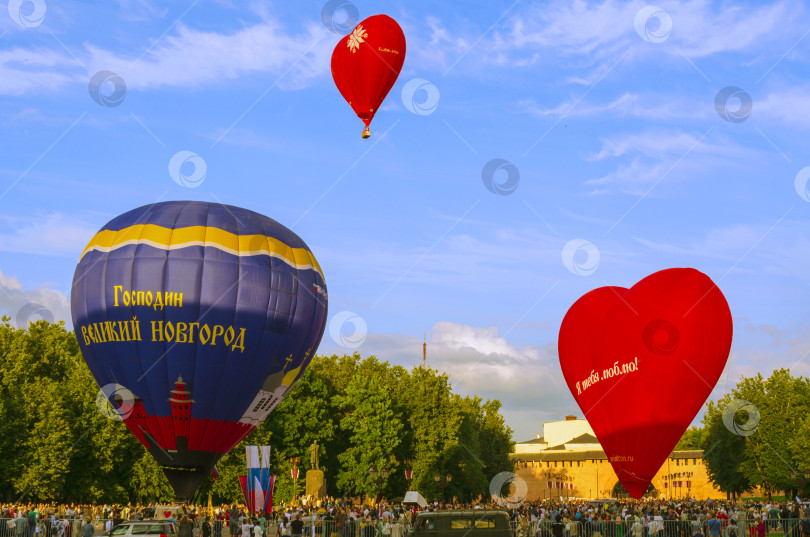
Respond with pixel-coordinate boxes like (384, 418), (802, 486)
(244, 445), (275, 513)
(238, 475), (249, 510)
(246, 446), (263, 512)
(260, 447), (273, 512)
(265, 475), (276, 513)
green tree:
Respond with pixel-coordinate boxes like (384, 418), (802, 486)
(403, 366), (454, 500)
(701, 370), (810, 500)
(754, 370), (810, 498)
(336, 374), (404, 501)
(0, 321), (517, 505)
(477, 399), (515, 479)
(675, 426), (707, 450)
(701, 397), (753, 498)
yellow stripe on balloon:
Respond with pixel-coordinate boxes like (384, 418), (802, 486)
(79, 224), (323, 278)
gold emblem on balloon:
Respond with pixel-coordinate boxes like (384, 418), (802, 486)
(347, 25), (368, 53)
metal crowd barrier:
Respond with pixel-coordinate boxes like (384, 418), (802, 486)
(273, 520), (404, 537)
(510, 518), (809, 537)
(201, 519), (395, 537)
(4, 516), (805, 537)
(0, 519), (118, 537)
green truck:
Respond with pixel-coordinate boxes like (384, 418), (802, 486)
(409, 510), (511, 537)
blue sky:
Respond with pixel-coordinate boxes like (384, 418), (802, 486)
(1, 0), (810, 441)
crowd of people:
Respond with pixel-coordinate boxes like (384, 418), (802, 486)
(0, 498), (808, 537)
(505, 499), (810, 537)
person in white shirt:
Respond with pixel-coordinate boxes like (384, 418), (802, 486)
(650, 514), (664, 537)
(241, 520), (254, 537)
(631, 517), (643, 537)
(567, 518), (579, 537)
(391, 519), (404, 537)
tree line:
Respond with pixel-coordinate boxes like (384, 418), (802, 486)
(675, 369), (810, 500)
(0, 319), (514, 505)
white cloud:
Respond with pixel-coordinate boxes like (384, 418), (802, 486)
(584, 129), (756, 193)
(0, 212), (97, 257)
(671, 0), (793, 58)
(0, 268), (71, 329)
(635, 224), (764, 259)
(521, 84), (810, 135)
(0, 16), (336, 96)
(587, 158), (671, 193)
(756, 85), (810, 129)
(494, 0), (797, 61)
(2, 1), (804, 99)
(411, 16), (471, 71)
(521, 92), (709, 122)
(741, 321), (788, 347)
(633, 220), (810, 279)
(114, 0), (169, 22)
(589, 129), (744, 161)
(504, 0), (637, 58)
(86, 19), (334, 91)
(0, 47), (83, 95)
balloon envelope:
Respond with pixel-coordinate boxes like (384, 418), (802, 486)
(71, 201), (328, 498)
(558, 268), (732, 499)
(331, 14), (406, 137)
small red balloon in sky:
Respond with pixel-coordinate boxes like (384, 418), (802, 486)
(558, 268), (733, 499)
(331, 14), (406, 139)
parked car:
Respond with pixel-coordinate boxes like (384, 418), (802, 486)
(107, 520), (177, 537)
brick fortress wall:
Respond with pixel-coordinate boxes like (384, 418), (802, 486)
(510, 450), (727, 500)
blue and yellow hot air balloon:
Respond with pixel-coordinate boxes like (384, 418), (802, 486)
(71, 201), (328, 499)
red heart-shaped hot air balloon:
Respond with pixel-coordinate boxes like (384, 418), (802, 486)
(331, 14), (406, 139)
(558, 268), (732, 499)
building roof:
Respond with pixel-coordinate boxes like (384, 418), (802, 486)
(567, 433), (598, 444)
(510, 449), (704, 462)
(517, 437), (546, 444)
